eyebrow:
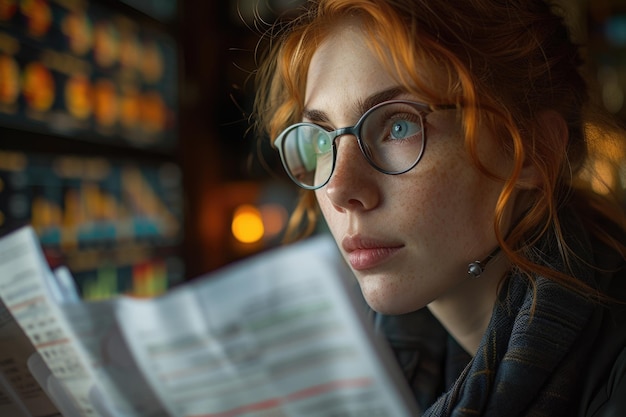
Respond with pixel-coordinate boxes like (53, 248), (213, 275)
(302, 86), (406, 125)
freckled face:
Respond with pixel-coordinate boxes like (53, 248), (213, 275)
(306, 24), (510, 314)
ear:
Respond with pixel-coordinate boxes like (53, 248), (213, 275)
(516, 110), (569, 190)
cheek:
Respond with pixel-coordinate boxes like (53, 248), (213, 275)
(405, 147), (501, 246)
(396, 168), (465, 236)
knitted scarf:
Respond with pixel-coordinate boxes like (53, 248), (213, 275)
(422, 227), (598, 416)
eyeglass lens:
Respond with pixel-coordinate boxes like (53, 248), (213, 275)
(278, 101), (427, 189)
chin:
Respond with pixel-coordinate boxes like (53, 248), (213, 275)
(360, 290), (422, 315)
(356, 273), (429, 315)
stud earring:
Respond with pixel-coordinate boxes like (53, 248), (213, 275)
(467, 246), (501, 278)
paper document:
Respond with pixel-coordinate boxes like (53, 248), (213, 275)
(0, 226), (419, 417)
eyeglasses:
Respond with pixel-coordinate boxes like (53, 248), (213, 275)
(274, 100), (456, 190)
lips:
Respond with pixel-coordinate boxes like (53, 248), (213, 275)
(341, 236), (404, 271)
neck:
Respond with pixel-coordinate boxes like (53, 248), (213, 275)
(427, 254), (509, 355)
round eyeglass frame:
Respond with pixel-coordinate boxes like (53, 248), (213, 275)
(274, 99), (456, 190)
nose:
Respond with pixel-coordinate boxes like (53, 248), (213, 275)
(322, 135), (380, 211)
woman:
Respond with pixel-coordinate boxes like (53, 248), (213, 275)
(253, 0), (626, 415)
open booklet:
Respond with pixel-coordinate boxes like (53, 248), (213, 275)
(0, 225), (420, 417)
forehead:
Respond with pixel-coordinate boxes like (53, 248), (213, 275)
(304, 23), (399, 112)
(303, 21), (446, 115)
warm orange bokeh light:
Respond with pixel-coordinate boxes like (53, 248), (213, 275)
(231, 204), (264, 244)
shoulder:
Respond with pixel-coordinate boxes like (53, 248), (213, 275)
(579, 240), (626, 417)
(584, 347), (626, 417)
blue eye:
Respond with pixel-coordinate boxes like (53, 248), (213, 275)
(390, 120), (421, 140)
(316, 134), (332, 153)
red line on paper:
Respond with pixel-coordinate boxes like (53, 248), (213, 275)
(189, 397), (282, 417)
(286, 377), (373, 401)
(35, 338), (71, 349)
(188, 377), (374, 417)
(9, 296), (46, 312)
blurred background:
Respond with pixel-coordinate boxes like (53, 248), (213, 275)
(0, 0), (624, 300)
